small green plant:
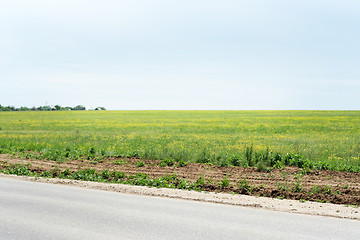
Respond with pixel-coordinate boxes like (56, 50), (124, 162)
(219, 158), (230, 167)
(131, 150), (140, 158)
(334, 189), (342, 195)
(135, 161), (145, 167)
(90, 157), (103, 164)
(195, 175), (205, 188)
(89, 147), (96, 155)
(219, 176), (230, 188)
(245, 146), (253, 167)
(230, 156), (242, 167)
(41, 170), (53, 178)
(237, 178), (253, 193)
(276, 181), (290, 192)
(159, 158), (174, 167)
(113, 159), (129, 165)
(280, 172), (289, 180)
(177, 160), (188, 167)
(310, 185), (322, 195)
(323, 185), (332, 194)
(111, 171), (127, 181)
(273, 160), (284, 170)
(292, 180), (303, 193)
(291, 174), (303, 193)
(101, 169), (111, 179)
(255, 161), (268, 172)
(300, 167), (310, 176)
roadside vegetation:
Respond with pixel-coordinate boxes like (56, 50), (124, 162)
(1, 158), (359, 206)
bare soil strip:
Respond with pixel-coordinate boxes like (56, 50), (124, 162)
(1, 154), (360, 220)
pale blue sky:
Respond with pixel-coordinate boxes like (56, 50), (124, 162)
(1, 0), (359, 110)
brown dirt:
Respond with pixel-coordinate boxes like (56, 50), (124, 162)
(1, 154), (360, 206)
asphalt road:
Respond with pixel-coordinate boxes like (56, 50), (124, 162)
(1, 177), (359, 240)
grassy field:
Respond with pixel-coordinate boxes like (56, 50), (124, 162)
(0, 110), (360, 171)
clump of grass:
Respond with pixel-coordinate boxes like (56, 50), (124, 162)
(230, 156), (242, 167)
(135, 161), (145, 167)
(255, 161), (268, 172)
(219, 176), (230, 188)
(237, 178), (253, 193)
(113, 159), (129, 165)
(309, 185), (322, 195)
(276, 181), (290, 192)
(176, 160), (187, 167)
(194, 175), (205, 187)
(159, 158), (174, 167)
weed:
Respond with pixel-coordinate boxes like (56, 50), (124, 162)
(276, 181), (290, 192)
(131, 150), (140, 158)
(273, 160), (285, 170)
(300, 167), (310, 176)
(323, 185), (332, 194)
(245, 146), (253, 167)
(230, 156), (242, 167)
(159, 158), (174, 167)
(237, 178), (253, 193)
(255, 161), (268, 172)
(292, 180), (303, 193)
(101, 169), (111, 179)
(177, 160), (187, 167)
(41, 170), (53, 178)
(310, 185), (322, 195)
(113, 159), (129, 165)
(135, 161), (145, 167)
(89, 147), (96, 155)
(219, 158), (230, 167)
(195, 175), (205, 187)
(219, 176), (230, 188)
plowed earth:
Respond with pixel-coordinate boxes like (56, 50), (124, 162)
(1, 154), (360, 205)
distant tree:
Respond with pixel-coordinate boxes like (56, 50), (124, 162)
(74, 105), (86, 111)
(20, 106), (30, 111)
(54, 105), (61, 111)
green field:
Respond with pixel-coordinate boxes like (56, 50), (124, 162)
(1, 110), (360, 171)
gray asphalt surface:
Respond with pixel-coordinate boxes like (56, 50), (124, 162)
(0, 177), (359, 240)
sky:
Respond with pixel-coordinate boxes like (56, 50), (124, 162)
(1, 0), (359, 110)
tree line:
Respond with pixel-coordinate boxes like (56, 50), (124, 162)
(0, 105), (106, 111)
